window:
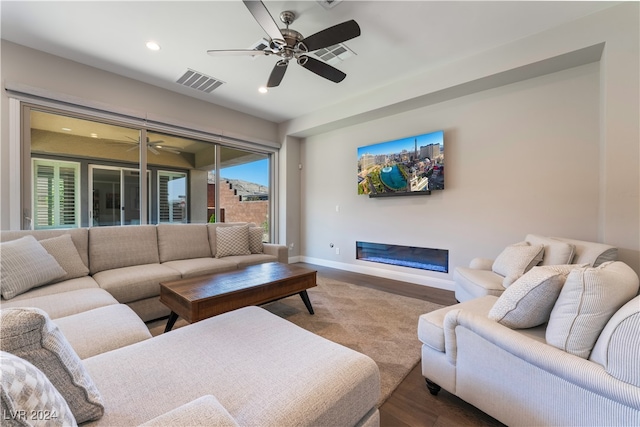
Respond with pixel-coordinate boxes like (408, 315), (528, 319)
(32, 159), (80, 229)
(217, 147), (270, 239)
(21, 106), (274, 239)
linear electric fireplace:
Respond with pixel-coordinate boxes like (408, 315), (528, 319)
(356, 241), (448, 273)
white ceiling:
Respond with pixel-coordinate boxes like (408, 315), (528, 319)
(1, 1), (618, 123)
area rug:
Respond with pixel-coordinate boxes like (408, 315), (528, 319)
(148, 276), (443, 405)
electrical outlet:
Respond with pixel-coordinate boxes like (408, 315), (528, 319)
(335, 247), (340, 255)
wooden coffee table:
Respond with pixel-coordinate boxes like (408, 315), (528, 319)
(159, 262), (316, 332)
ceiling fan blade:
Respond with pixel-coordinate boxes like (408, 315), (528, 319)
(267, 60), (288, 87)
(242, 0), (285, 48)
(207, 49), (270, 57)
(147, 146), (160, 155)
(298, 56), (346, 83)
(302, 20), (361, 52)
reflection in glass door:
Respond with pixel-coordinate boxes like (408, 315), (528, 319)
(218, 147), (270, 240)
(90, 166), (149, 226)
(158, 171), (187, 223)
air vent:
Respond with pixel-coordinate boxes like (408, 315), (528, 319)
(251, 38), (270, 52)
(317, 0), (343, 10)
(248, 38), (270, 60)
(176, 69), (225, 93)
(313, 43), (355, 66)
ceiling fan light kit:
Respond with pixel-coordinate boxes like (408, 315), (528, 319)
(207, 0), (361, 88)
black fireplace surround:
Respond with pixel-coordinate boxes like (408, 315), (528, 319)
(356, 241), (448, 273)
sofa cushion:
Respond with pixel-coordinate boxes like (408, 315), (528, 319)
(162, 257), (238, 278)
(40, 234), (90, 283)
(140, 395), (239, 427)
(0, 235), (67, 299)
(546, 261), (640, 358)
(157, 223), (212, 263)
(92, 264), (182, 303)
(492, 242), (544, 287)
(488, 264), (585, 328)
(454, 267), (508, 300)
(418, 296), (497, 352)
(551, 237), (617, 267)
(249, 227), (264, 254)
(88, 225), (159, 274)
(215, 225), (251, 258)
(0, 351), (77, 427)
(1, 275), (99, 305)
(222, 254), (278, 269)
(0, 308), (104, 423)
(0, 288), (118, 320)
(3, 276), (100, 301)
(525, 234), (575, 265)
(589, 296), (640, 387)
(54, 305), (152, 359)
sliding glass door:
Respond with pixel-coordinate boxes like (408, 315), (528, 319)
(90, 166), (150, 226)
(218, 147), (270, 239)
(23, 106), (274, 238)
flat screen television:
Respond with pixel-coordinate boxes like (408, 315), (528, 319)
(357, 130), (444, 197)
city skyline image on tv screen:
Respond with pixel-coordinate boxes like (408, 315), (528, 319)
(357, 130), (444, 196)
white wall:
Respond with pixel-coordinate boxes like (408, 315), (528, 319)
(301, 64), (600, 289)
(294, 3), (639, 289)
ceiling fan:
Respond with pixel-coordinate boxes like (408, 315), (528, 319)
(107, 136), (182, 155)
(207, 0), (361, 88)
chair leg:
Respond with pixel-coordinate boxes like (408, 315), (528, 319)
(425, 378), (441, 396)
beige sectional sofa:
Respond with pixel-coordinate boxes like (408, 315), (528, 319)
(0, 223), (382, 426)
(420, 260), (640, 426)
(1, 222), (287, 321)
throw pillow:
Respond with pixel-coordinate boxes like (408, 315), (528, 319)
(0, 236), (67, 300)
(488, 264), (586, 328)
(215, 225), (251, 258)
(0, 351), (77, 427)
(0, 308), (104, 423)
(546, 261), (640, 358)
(492, 242), (544, 287)
(39, 234), (90, 283)
(249, 227), (264, 254)
(525, 234), (575, 265)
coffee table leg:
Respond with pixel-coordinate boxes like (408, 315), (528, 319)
(299, 290), (314, 315)
(165, 311), (179, 332)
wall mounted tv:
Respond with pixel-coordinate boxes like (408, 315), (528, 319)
(357, 130), (444, 198)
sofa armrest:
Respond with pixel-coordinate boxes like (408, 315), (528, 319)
(444, 309), (640, 409)
(468, 257), (494, 270)
(139, 395), (239, 427)
(263, 243), (288, 263)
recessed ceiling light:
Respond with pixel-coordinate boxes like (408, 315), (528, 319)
(90, 133), (98, 138)
(146, 41), (161, 51)
(258, 86), (268, 94)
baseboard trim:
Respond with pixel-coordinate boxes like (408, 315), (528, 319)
(299, 256), (455, 291)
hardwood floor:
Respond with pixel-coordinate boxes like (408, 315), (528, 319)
(296, 263), (505, 427)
